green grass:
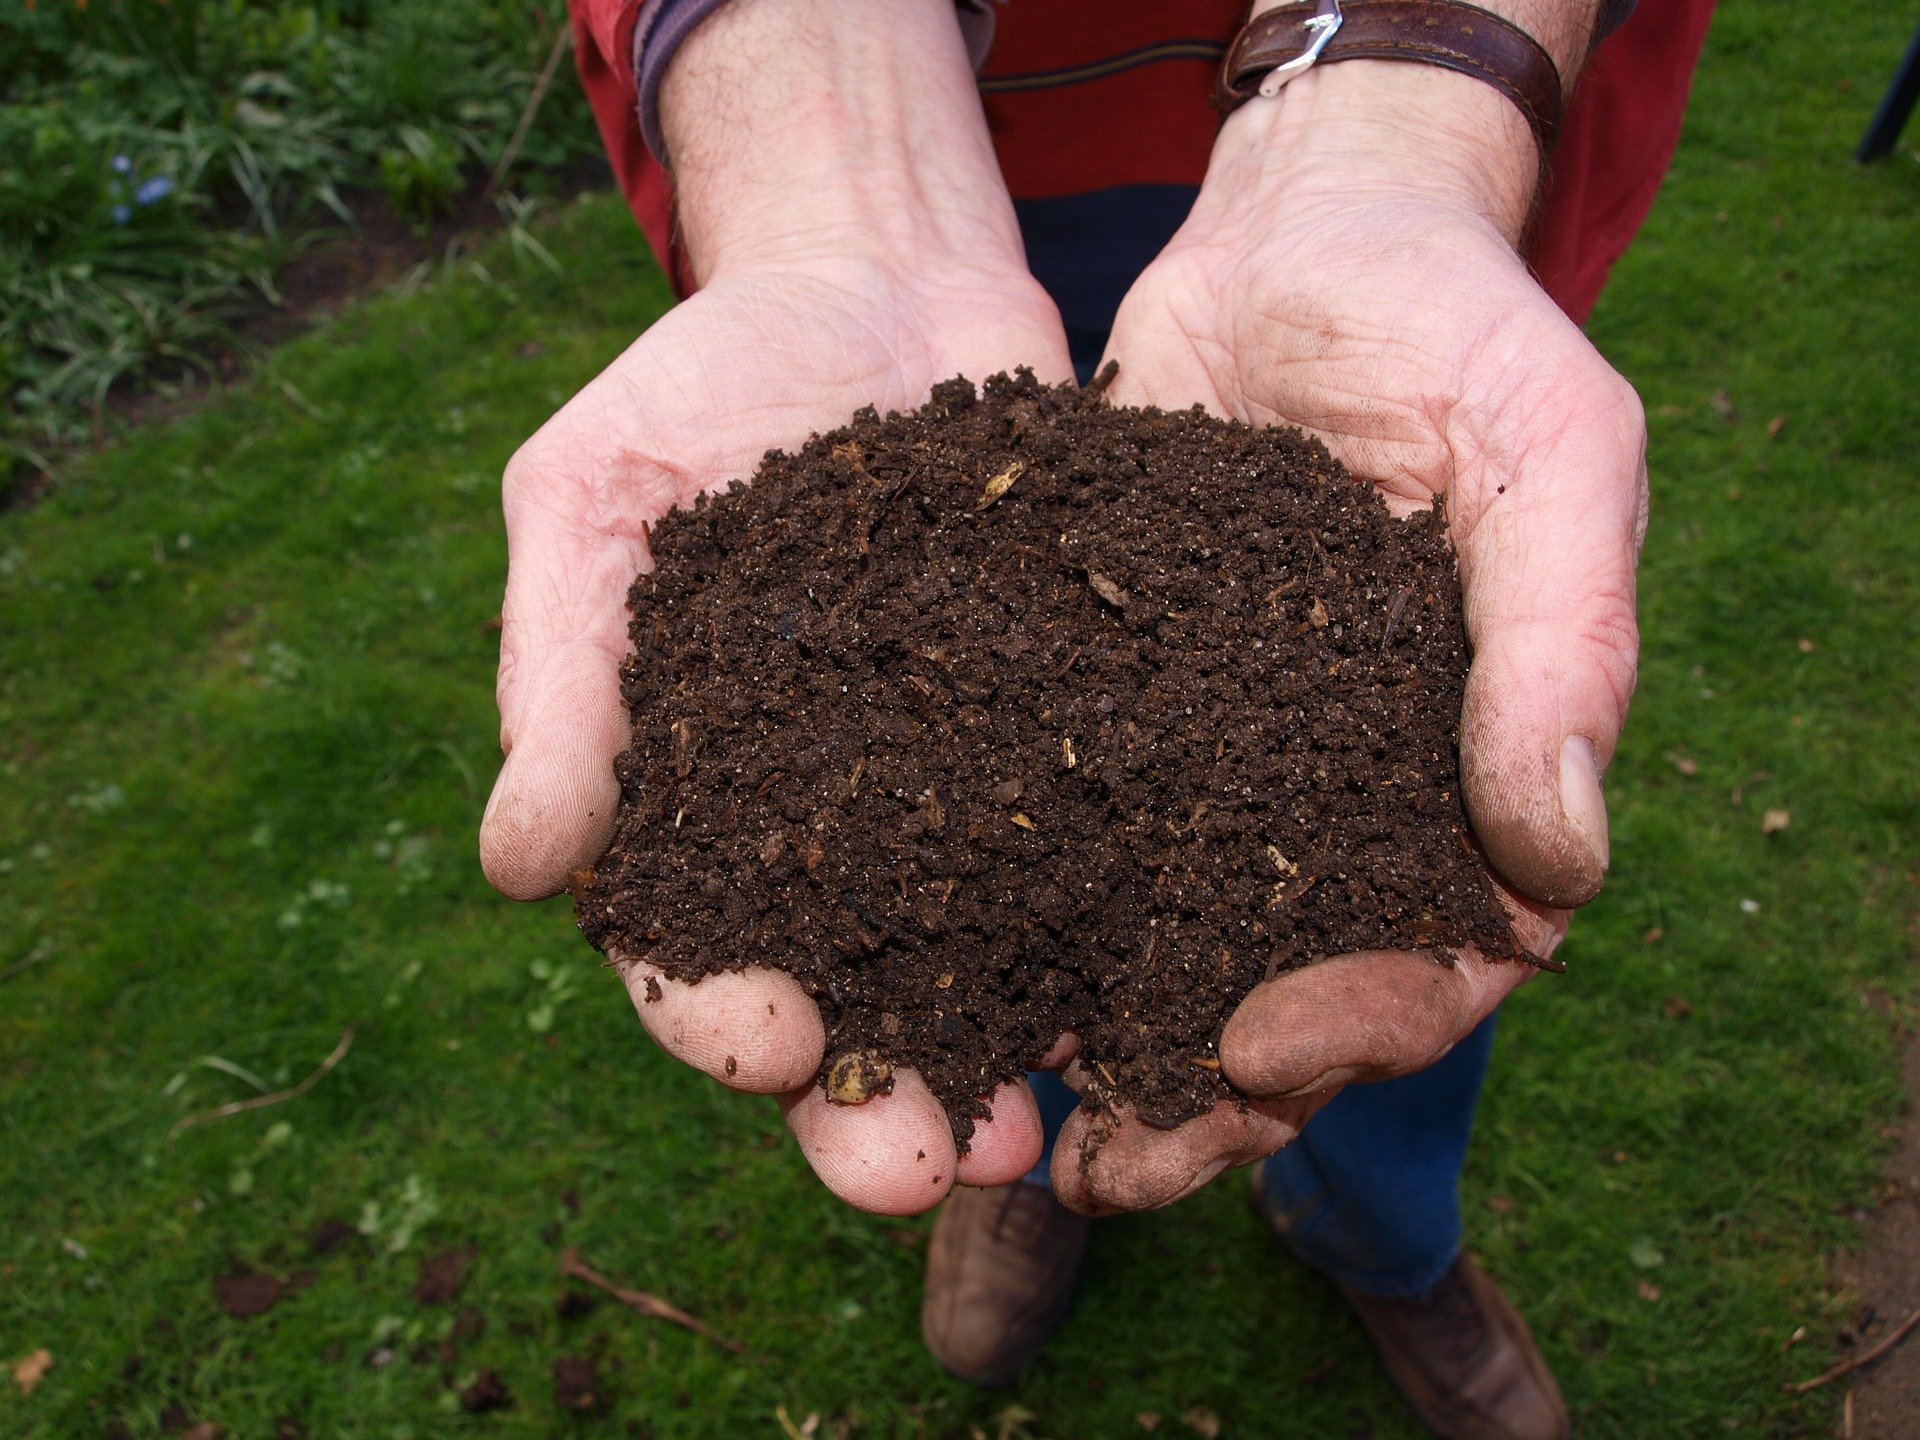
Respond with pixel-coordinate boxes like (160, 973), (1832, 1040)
(2, 2), (1917, 1436)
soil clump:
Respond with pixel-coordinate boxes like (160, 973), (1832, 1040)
(575, 369), (1523, 1145)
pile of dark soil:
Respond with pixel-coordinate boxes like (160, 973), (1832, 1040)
(576, 369), (1523, 1145)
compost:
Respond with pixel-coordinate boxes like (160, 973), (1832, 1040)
(575, 369), (1522, 1145)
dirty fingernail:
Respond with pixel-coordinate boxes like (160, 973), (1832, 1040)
(1277, 1064), (1361, 1100)
(1560, 735), (1610, 874)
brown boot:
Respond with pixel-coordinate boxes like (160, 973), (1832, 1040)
(921, 1182), (1091, 1386)
(1249, 1165), (1566, 1440)
(1337, 1257), (1569, 1440)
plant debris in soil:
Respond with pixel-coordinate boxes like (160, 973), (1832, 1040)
(575, 369), (1523, 1146)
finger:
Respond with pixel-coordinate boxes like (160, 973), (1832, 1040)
(620, 958), (824, 1094)
(1450, 328), (1646, 909)
(779, 1068), (959, 1216)
(953, 1081), (1044, 1188)
(1035, 1032), (1079, 1071)
(479, 440), (653, 901)
(1219, 947), (1533, 1100)
(1050, 1096), (1315, 1216)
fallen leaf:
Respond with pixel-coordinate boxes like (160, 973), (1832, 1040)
(213, 1271), (282, 1319)
(182, 1425), (226, 1440)
(1181, 1407), (1222, 1439)
(975, 461), (1025, 511)
(1766, 414), (1788, 439)
(439, 1306), (485, 1365)
(1762, 808), (1792, 835)
(1137, 1415), (1162, 1433)
(553, 1355), (603, 1412)
(1664, 996), (1694, 1020)
(307, 1218), (356, 1255)
(1798, 637), (1816, 653)
(1709, 388), (1736, 419)
(1643, 927), (1665, 945)
(12, 1348), (52, 1395)
(1486, 1194), (1516, 1214)
(459, 1368), (511, 1413)
(414, 1246), (475, 1305)
(1665, 751), (1699, 777)
(1638, 1280), (1662, 1302)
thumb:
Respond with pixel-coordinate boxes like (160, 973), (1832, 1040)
(478, 449), (653, 902)
(1452, 342), (1646, 910)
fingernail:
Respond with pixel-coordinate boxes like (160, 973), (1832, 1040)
(1184, 1156), (1235, 1194)
(1277, 1064), (1360, 1100)
(1560, 736), (1610, 874)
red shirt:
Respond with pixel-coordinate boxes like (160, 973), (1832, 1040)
(568, 0), (1718, 324)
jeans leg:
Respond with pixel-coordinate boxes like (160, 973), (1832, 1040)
(1023, 1070), (1082, 1189)
(1257, 1013), (1499, 1298)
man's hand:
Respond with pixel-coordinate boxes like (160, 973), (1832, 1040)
(479, 0), (1070, 1214)
(1052, 54), (1645, 1214)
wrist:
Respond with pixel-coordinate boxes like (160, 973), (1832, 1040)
(1209, 58), (1541, 243)
(660, 0), (1027, 287)
(1213, 0), (1605, 245)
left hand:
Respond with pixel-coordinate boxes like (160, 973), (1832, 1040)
(1050, 62), (1646, 1215)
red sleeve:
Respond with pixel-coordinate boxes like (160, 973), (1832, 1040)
(571, 0), (1718, 323)
(569, 0), (695, 297)
(1529, 0), (1720, 322)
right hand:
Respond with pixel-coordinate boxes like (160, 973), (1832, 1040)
(480, 243), (1074, 1212)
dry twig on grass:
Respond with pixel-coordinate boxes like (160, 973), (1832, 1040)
(1781, 1303), (1920, 1392)
(559, 1248), (744, 1354)
(485, 24), (574, 201)
(168, 1028), (354, 1139)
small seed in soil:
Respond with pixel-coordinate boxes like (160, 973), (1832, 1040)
(825, 1050), (894, 1105)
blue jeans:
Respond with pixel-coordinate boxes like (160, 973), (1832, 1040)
(1023, 1017), (1497, 1299)
(1011, 191), (1498, 1301)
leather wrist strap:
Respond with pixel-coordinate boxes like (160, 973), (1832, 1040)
(1215, 0), (1565, 160)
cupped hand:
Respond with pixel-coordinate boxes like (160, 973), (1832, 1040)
(1052, 77), (1646, 1214)
(480, 250), (1074, 1213)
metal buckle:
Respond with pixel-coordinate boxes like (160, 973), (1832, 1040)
(1257, 0), (1345, 97)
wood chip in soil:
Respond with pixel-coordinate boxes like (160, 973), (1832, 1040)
(576, 370), (1524, 1145)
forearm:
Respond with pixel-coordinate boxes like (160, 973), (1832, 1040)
(1216, 0), (1607, 242)
(659, 0), (1025, 285)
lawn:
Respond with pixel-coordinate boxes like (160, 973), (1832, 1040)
(3, 2), (1917, 1437)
